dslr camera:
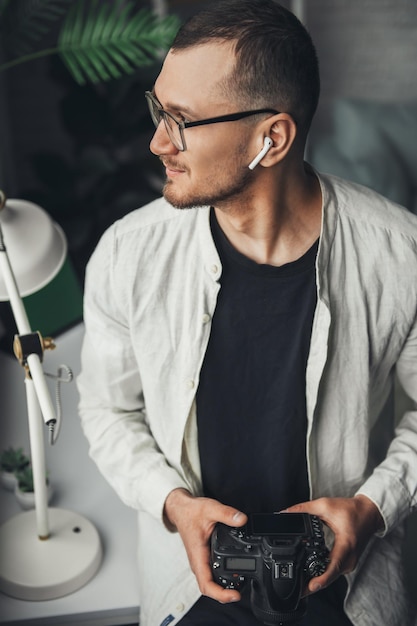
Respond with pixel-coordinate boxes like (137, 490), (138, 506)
(211, 512), (329, 625)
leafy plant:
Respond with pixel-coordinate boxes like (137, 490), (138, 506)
(0, 0), (180, 84)
(15, 466), (35, 493)
(15, 466), (49, 493)
(0, 0), (175, 295)
(0, 447), (30, 473)
(0, 0), (177, 280)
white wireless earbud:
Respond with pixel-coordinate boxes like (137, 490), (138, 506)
(248, 137), (273, 170)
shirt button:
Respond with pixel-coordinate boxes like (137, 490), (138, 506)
(211, 264), (219, 274)
(186, 379), (195, 390)
(176, 602), (185, 612)
(202, 313), (211, 324)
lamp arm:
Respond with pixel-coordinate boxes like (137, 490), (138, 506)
(0, 223), (57, 428)
(26, 353), (57, 428)
(0, 226), (32, 333)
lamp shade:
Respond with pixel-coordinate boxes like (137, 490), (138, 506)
(0, 199), (67, 300)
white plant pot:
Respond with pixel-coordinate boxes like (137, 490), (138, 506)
(0, 471), (18, 491)
(14, 483), (54, 510)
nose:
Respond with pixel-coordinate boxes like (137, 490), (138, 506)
(149, 121), (180, 156)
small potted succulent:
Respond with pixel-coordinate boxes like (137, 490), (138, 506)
(0, 447), (30, 491)
(14, 466), (53, 510)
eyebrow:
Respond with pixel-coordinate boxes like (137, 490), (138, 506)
(153, 88), (198, 119)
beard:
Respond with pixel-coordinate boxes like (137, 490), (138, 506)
(161, 158), (254, 210)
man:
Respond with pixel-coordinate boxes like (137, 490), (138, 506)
(77, 2), (417, 625)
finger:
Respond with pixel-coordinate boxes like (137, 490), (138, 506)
(202, 578), (242, 604)
(191, 545), (241, 603)
(307, 562), (339, 593)
(307, 542), (346, 593)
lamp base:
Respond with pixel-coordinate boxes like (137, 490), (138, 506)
(0, 508), (102, 601)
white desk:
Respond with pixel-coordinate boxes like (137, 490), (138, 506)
(0, 324), (140, 625)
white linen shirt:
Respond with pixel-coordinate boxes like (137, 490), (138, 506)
(77, 172), (417, 626)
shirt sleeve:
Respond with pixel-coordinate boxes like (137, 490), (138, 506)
(76, 226), (189, 523)
(356, 312), (417, 535)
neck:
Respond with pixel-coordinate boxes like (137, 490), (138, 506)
(213, 162), (322, 266)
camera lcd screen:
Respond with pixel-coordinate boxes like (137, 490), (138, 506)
(248, 513), (307, 536)
(226, 557), (257, 571)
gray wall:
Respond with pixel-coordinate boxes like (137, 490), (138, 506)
(304, 0), (417, 135)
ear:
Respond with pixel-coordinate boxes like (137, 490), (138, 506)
(260, 114), (298, 166)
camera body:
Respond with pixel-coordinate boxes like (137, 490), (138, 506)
(211, 513), (329, 624)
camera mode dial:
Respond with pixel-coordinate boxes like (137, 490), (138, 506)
(304, 551), (328, 578)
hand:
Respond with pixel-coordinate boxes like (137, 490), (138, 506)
(285, 495), (384, 594)
(164, 488), (247, 603)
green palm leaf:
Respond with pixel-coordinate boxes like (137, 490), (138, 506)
(57, 0), (181, 85)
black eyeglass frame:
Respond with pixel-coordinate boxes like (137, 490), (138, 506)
(145, 90), (279, 151)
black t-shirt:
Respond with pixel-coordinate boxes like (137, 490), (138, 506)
(196, 209), (318, 514)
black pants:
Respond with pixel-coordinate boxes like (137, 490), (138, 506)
(178, 578), (353, 626)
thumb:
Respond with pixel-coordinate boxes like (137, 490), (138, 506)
(214, 502), (247, 528)
(283, 501), (313, 514)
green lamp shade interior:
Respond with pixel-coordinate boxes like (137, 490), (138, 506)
(22, 257), (83, 337)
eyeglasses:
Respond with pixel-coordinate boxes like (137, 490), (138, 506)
(145, 90), (278, 151)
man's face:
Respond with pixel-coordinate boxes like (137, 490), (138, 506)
(150, 42), (256, 210)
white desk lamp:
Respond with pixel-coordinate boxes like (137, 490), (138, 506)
(0, 190), (102, 601)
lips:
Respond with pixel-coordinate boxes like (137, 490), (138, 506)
(166, 166), (186, 179)
(162, 159), (186, 175)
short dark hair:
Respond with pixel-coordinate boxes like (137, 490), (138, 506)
(171, 0), (320, 136)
